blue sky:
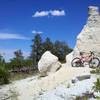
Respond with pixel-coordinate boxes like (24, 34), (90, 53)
(0, 0), (100, 61)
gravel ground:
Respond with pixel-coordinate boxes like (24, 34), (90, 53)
(0, 66), (97, 100)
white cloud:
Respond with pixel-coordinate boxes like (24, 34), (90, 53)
(32, 10), (65, 17)
(32, 11), (49, 17)
(0, 33), (29, 40)
(32, 30), (43, 34)
(50, 10), (65, 16)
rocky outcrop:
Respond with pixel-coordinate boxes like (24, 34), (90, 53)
(66, 52), (73, 66)
(74, 6), (100, 57)
(38, 51), (61, 76)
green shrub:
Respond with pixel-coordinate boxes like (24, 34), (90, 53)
(90, 68), (100, 74)
(75, 96), (88, 100)
(96, 68), (100, 73)
(93, 78), (100, 92)
(0, 66), (10, 85)
(90, 70), (95, 74)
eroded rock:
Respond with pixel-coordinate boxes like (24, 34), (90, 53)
(38, 51), (61, 76)
(73, 6), (100, 58)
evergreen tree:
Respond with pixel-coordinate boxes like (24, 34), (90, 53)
(0, 54), (5, 67)
(30, 34), (43, 69)
(43, 37), (53, 52)
(53, 41), (72, 62)
(10, 50), (24, 70)
(14, 50), (24, 60)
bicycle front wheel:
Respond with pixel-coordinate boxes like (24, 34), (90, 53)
(89, 57), (100, 68)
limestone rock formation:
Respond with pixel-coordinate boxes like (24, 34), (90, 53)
(38, 51), (61, 76)
(66, 52), (73, 66)
(73, 6), (100, 58)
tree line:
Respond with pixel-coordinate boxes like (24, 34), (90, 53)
(30, 34), (72, 69)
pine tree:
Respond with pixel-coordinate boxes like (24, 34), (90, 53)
(43, 37), (53, 52)
(10, 50), (24, 70)
(53, 41), (72, 62)
(30, 34), (43, 69)
(0, 54), (5, 67)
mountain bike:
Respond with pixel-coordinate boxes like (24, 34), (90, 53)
(71, 51), (100, 68)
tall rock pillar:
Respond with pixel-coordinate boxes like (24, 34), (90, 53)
(73, 6), (100, 57)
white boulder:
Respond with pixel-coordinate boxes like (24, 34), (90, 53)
(38, 51), (61, 76)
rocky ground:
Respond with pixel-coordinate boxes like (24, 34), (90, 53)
(33, 76), (96, 100)
(0, 64), (98, 100)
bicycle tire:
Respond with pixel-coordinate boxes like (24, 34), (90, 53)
(71, 57), (81, 67)
(89, 57), (100, 68)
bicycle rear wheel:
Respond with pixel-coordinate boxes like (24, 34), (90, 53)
(89, 57), (100, 68)
(71, 57), (81, 67)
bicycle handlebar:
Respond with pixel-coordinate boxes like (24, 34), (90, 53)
(79, 51), (95, 56)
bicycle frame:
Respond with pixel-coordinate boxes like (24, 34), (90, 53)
(80, 52), (94, 63)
